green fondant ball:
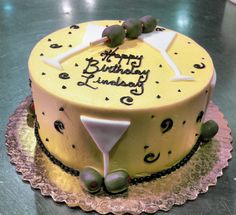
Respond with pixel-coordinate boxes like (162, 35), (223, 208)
(200, 120), (219, 141)
(104, 170), (129, 194)
(140, 15), (157, 33)
(122, 19), (142, 39)
(80, 167), (103, 193)
(102, 25), (125, 47)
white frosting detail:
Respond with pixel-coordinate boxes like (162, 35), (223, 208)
(80, 115), (130, 176)
(42, 24), (106, 70)
(139, 31), (194, 81)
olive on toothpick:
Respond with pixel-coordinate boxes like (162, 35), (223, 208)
(140, 15), (157, 33)
(102, 25), (126, 47)
(122, 19), (142, 39)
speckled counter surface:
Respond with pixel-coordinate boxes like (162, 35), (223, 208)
(0, 0), (236, 214)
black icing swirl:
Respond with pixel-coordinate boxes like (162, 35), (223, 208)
(59, 72), (70, 80)
(161, 118), (173, 133)
(155, 27), (165, 31)
(54, 120), (65, 134)
(194, 62), (206, 69)
(50, 44), (63, 49)
(196, 111), (204, 123)
(144, 152), (160, 163)
(120, 96), (133, 106)
(70, 24), (80, 29)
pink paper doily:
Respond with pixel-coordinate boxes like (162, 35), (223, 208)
(5, 96), (233, 214)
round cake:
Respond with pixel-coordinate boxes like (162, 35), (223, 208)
(28, 20), (216, 183)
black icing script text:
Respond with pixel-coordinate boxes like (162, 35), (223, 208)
(77, 48), (150, 96)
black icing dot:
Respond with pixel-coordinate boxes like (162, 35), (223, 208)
(46, 138), (49, 142)
(59, 107), (64, 111)
(205, 90), (209, 94)
(68, 44), (72, 47)
(105, 97), (109, 101)
(156, 95), (161, 99)
(48, 38), (52, 42)
(75, 63), (79, 67)
(159, 64), (162, 68)
(68, 31), (72, 34)
(191, 71), (195, 74)
(151, 115), (155, 118)
(118, 20), (122, 23)
(182, 120), (186, 125)
(106, 25), (109, 27)
(195, 133), (199, 137)
(40, 53), (44, 56)
(62, 85), (67, 89)
(174, 52), (178, 55)
(41, 72), (46, 75)
(188, 41), (191, 44)
(72, 145), (75, 149)
(42, 112), (45, 115)
(168, 150), (172, 155)
(202, 57), (205, 60)
(155, 81), (159, 84)
(178, 89), (181, 92)
(144, 145), (149, 149)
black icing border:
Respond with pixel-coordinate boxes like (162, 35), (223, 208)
(34, 122), (202, 185)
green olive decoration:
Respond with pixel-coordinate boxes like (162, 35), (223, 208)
(104, 170), (129, 194)
(140, 15), (157, 33)
(200, 120), (219, 142)
(122, 19), (142, 39)
(80, 167), (103, 193)
(102, 25), (125, 47)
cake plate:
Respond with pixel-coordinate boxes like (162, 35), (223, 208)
(5, 96), (233, 214)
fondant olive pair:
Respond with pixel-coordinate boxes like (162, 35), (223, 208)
(102, 15), (157, 47)
(80, 167), (130, 194)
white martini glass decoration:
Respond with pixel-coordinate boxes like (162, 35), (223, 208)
(42, 24), (106, 70)
(80, 116), (130, 176)
(139, 31), (194, 81)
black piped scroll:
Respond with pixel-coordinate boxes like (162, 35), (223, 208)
(194, 62), (206, 69)
(161, 118), (173, 133)
(120, 96), (133, 106)
(155, 27), (165, 31)
(59, 73), (70, 80)
(196, 111), (204, 123)
(54, 120), (65, 134)
(70, 24), (80, 29)
(144, 152), (160, 163)
(50, 44), (63, 49)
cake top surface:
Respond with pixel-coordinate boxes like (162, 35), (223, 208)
(28, 20), (214, 110)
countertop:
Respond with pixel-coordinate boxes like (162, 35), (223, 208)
(0, 0), (235, 214)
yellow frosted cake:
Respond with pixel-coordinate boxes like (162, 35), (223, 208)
(28, 18), (217, 193)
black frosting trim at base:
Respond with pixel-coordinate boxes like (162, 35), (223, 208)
(34, 123), (202, 184)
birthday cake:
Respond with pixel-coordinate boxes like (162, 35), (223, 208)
(28, 17), (218, 194)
